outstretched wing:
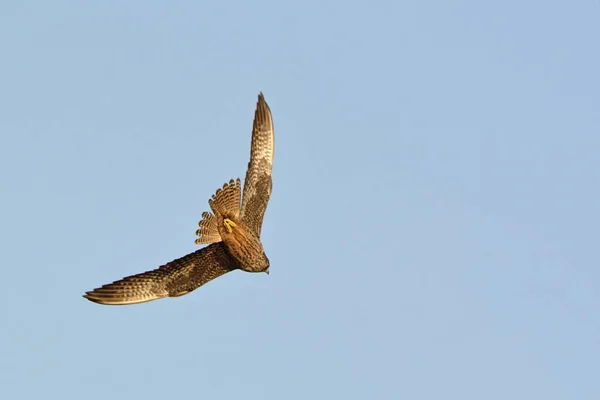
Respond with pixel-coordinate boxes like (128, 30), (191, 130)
(240, 92), (274, 237)
(83, 243), (238, 305)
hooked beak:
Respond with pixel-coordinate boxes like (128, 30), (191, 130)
(265, 267), (270, 275)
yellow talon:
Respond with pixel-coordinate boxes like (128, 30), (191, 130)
(223, 218), (237, 233)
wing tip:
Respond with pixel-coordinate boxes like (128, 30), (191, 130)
(254, 92), (272, 123)
(257, 92), (269, 109)
(82, 286), (160, 306)
(82, 291), (108, 305)
(82, 291), (157, 306)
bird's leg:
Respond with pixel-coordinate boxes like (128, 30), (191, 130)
(223, 218), (237, 233)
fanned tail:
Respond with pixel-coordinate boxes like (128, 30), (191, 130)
(195, 211), (221, 244)
(209, 178), (241, 218)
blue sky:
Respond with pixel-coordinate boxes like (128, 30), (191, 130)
(1, 1), (599, 399)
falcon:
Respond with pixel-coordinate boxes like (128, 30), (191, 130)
(84, 93), (274, 305)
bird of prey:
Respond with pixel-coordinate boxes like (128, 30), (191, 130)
(84, 93), (274, 305)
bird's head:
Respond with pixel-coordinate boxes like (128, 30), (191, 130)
(244, 248), (270, 274)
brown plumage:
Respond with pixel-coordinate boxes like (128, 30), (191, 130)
(84, 93), (274, 305)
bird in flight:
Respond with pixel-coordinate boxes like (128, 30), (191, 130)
(84, 93), (274, 305)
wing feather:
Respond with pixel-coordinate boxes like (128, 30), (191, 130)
(240, 92), (274, 236)
(83, 243), (238, 305)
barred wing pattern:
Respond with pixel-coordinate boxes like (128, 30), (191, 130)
(240, 92), (274, 237)
(84, 243), (238, 305)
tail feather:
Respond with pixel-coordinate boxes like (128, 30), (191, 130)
(209, 178), (241, 218)
(195, 211), (221, 244)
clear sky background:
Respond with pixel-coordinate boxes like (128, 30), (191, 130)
(1, 1), (599, 399)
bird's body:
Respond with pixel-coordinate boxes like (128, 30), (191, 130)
(84, 93), (274, 305)
(207, 178), (270, 273)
